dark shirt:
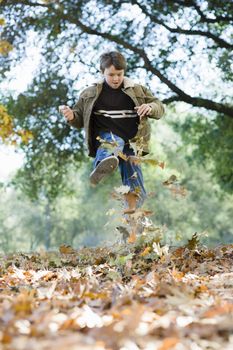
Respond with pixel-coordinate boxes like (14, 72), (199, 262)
(91, 81), (139, 146)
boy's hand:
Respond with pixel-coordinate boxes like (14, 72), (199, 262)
(135, 104), (152, 119)
(59, 105), (75, 122)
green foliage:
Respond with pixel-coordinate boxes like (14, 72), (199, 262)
(6, 71), (85, 200)
(143, 120), (233, 246)
(0, 118), (232, 253)
(171, 111), (233, 193)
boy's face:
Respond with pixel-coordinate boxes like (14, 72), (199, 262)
(102, 65), (124, 89)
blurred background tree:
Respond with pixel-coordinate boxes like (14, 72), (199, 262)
(0, 0), (232, 250)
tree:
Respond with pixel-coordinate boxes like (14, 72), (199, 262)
(1, 0), (232, 114)
(0, 0), (232, 194)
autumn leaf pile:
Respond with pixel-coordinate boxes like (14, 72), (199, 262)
(0, 238), (233, 350)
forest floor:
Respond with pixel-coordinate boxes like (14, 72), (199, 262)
(0, 236), (233, 350)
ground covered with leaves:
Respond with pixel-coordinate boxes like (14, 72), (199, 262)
(0, 235), (233, 350)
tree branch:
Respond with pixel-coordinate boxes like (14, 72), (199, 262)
(0, 0), (50, 8)
(132, 0), (233, 49)
(2, 0), (233, 117)
(162, 96), (181, 104)
(185, 0), (233, 24)
(63, 14), (233, 117)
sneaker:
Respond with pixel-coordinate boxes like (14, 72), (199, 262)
(90, 156), (119, 185)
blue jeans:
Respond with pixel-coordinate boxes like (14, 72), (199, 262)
(94, 131), (146, 206)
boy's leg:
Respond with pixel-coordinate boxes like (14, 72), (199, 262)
(119, 146), (147, 209)
(90, 131), (124, 185)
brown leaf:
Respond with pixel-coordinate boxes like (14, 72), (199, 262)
(203, 303), (233, 318)
(59, 244), (76, 254)
(171, 268), (185, 281)
(128, 231), (137, 243)
(170, 184), (187, 197)
(1, 331), (12, 344)
(118, 151), (128, 161)
(129, 155), (142, 165)
(158, 337), (180, 350)
(186, 232), (200, 250)
(124, 191), (138, 212)
(159, 161), (165, 169)
(140, 246), (151, 256)
(163, 174), (177, 186)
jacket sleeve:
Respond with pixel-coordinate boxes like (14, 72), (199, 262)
(141, 86), (165, 120)
(68, 96), (84, 129)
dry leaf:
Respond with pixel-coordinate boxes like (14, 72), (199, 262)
(128, 232), (137, 243)
(124, 191), (139, 212)
(140, 246), (151, 256)
(117, 151), (128, 161)
(158, 337), (180, 350)
(59, 244), (76, 254)
(163, 174), (178, 186)
(114, 185), (131, 194)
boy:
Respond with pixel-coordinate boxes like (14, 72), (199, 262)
(61, 51), (165, 208)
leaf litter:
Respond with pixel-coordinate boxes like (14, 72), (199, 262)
(0, 240), (233, 350)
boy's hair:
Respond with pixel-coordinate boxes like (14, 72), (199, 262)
(100, 51), (127, 72)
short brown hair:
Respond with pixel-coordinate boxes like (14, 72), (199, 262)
(99, 51), (127, 72)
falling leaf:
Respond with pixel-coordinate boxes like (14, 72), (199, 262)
(114, 185), (130, 194)
(129, 155), (142, 165)
(124, 191), (139, 214)
(118, 151), (128, 161)
(159, 161), (165, 169)
(106, 208), (116, 216)
(163, 174), (178, 186)
(142, 158), (161, 167)
(186, 232), (200, 250)
(129, 171), (138, 179)
(116, 226), (130, 242)
(96, 135), (119, 150)
(59, 244), (76, 254)
(170, 184), (187, 198)
(128, 231), (137, 243)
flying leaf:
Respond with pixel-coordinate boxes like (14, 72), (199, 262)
(159, 161), (165, 169)
(106, 208), (116, 216)
(128, 171), (138, 179)
(116, 226), (130, 242)
(124, 191), (139, 213)
(142, 158), (160, 166)
(59, 244), (76, 254)
(186, 232), (200, 250)
(128, 231), (137, 243)
(117, 151), (128, 161)
(114, 185), (130, 194)
(163, 174), (178, 186)
(129, 155), (142, 165)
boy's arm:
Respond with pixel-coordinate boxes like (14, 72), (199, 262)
(141, 86), (165, 119)
(68, 98), (84, 129)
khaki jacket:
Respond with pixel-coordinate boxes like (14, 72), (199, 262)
(69, 77), (165, 157)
